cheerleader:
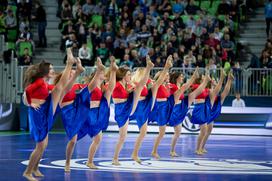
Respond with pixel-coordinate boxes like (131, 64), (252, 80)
(53, 58), (105, 172)
(83, 57), (118, 169)
(168, 67), (211, 157)
(200, 70), (234, 153)
(22, 48), (75, 181)
(130, 56), (173, 163)
(190, 70), (212, 155)
(149, 56), (175, 159)
(112, 56), (154, 165)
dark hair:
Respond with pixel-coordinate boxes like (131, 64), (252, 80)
(169, 72), (181, 84)
(116, 67), (130, 81)
(194, 75), (202, 84)
(23, 61), (52, 88)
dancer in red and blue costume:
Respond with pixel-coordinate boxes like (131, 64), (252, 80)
(81, 57), (118, 169)
(22, 48), (76, 181)
(52, 58), (91, 172)
(190, 69), (213, 155)
(112, 56), (154, 165)
(148, 56), (174, 159)
(168, 68), (210, 157)
(130, 55), (173, 162)
(200, 70), (234, 154)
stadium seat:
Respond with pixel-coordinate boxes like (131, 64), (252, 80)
(17, 41), (33, 56)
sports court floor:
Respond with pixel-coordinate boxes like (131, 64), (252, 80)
(0, 132), (272, 181)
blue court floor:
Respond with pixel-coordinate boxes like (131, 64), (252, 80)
(0, 132), (272, 181)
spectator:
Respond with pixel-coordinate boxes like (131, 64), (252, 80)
(172, 0), (186, 15)
(158, 0), (172, 14)
(75, 18), (87, 46)
(233, 61), (243, 93)
(221, 33), (235, 62)
(260, 50), (272, 68)
(217, 0), (231, 15)
(265, 0), (272, 37)
(96, 41), (109, 64)
(205, 33), (220, 49)
(79, 43), (92, 66)
(18, 47), (32, 65)
(138, 41), (149, 60)
(154, 56), (164, 67)
(65, 33), (78, 48)
(33, 2), (47, 48)
(61, 3), (73, 21)
(173, 52), (182, 67)
(120, 54), (134, 68)
(232, 93), (246, 107)
(184, 50), (196, 65)
(82, 0), (95, 17)
(4, 9), (17, 29)
(185, 0), (201, 15)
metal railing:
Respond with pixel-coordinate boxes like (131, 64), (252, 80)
(1, 60), (272, 104)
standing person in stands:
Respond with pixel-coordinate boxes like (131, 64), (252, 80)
(22, 48), (75, 181)
(201, 71), (234, 154)
(130, 56), (173, 163)
(33, 1), (47, 48)
(265, 0), (272, 37)
(111, 56), (154, 166)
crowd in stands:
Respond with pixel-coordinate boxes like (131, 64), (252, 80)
(57, 0), (246, 69)
(0, 0), (44, 66)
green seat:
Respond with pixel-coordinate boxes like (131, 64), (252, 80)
(90, 15), (103, 28)
(200, 1), (210, 11)
(10, 5), (17, 15)
(181, 15), (190, 24)
(217, 15), (226, 21)
(194, 15), (200, 21)
(18, 41), (33, 56)
(7, 29), (17, 41)
(6, 42), (15, 50)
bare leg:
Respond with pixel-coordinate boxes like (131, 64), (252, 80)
(131, 122), (148, 163)
(151, 125), (166, 159)
(65, 134), (78, 172)
(88, 58), (105, 92)
(86, 132), (102, 169)
(170, 124), (181, 157)
(131, 56), (154, 115)
(112, 121), (129, 165)
(32, 136), (48, 177)
(221, 72), (234, 103)
(105, 56), (118, 105)
(201, 123), (213, 153)
(52, 48), (75, 114)
(210, 68), (225, 105)
(23, 135), (48, 181)
(196, 124), (207, 155)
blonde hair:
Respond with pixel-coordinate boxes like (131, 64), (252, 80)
(131, 68), (145, 83)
